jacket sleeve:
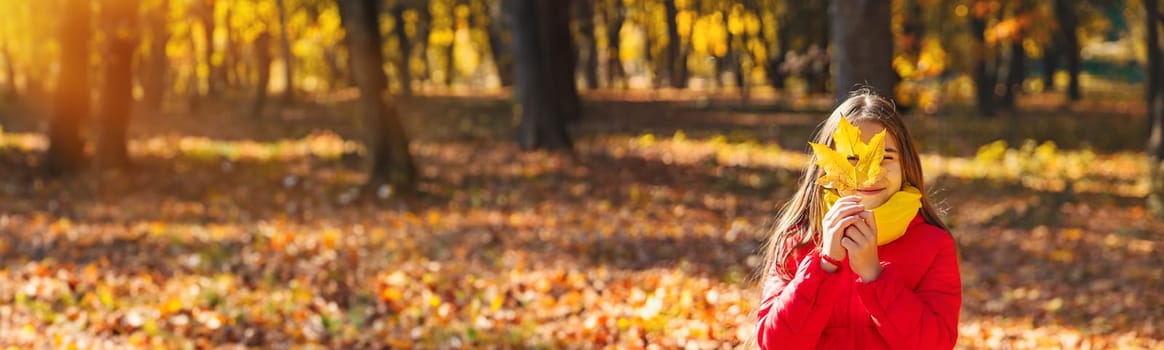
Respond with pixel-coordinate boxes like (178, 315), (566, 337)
(855, 234), (962, 350)
(755, 250), (846, 350)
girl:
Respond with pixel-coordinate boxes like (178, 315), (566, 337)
(754, 91), (961, 349)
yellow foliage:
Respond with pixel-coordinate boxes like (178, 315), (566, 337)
(691, 17), (708, 55)
(809, 118), (886, 192)
(677, 11), (694, 38)
(744, 13), (761, 35)
(727, 13), (744, 36)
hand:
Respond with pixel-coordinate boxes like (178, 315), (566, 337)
(820, 196), (865, 272)
(841, 210), (882, 281)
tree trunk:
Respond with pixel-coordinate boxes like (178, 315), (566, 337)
(574, 0), (599, 89)
(236, 30), (251, 90)
(715, 9), (731, 88)
(277, 0), (295, 103)
(446, 1), (461, 88)
(188, 26), (202, 111)
(509, 0), (576, 150)
(662, 0), (684, 88)
(96, 1), (137, 171)
(808, 0), (830, 95)
(446, 39), (456, 87)
(414, 8), (432, 87)
(198, 0), (217, 98)
(1055, 0), (1081, 101)
(770, 9), (788, 89)
(1002, 35), (1026, 109)
(484, 0), (513, 88)
(224, 6), (237, 89)
(392, 5), (412, 96)
(736, 30), (751, 101)
(252, 32), (273, 118)
(743, 0), (777, 90)
(46, 0), (91, 175)
(1146, 0), (1164, 216)
(970, 9), (997, 116)
(550, 0), (581, 122)
(324, 48), (348, 89)
(339, 0), (417, 191)
(831, 0), (893, 101)
(897, 0), (924, 111)
(1041, 42), (1057, 91)
(142, 1), (170, 113)
(604, 0), (625, 89)
(2, 42), (18, 98)
(902, 0), (924, 60)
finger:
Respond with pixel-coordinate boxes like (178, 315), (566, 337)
(833, 195), (862, 205)
(829, 215), (864, 234)
(826, 203), (866, 225)
(841, 236), (859, 251)
(836, 196), (863, 205)
(824, 203), (859, 226)
(858, 210), (876, 230)
(826, 200), (860, 218)
(853, 212), (875, 239)
(844, 226), (860, 237)
(845, 226), (869, 247)
(860, 211), (879, 243)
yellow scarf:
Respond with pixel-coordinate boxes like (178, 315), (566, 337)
(822, 185), (922, 245)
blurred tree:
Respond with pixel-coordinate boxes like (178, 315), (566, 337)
(223, 5), (237, 89)
(780, 0), (830, 94)
(96, 0), (139, 171)
(765, 0), (788, 89)
(665, 0), (689, 89)
(1, 42), (15, 98)
(1000, 1), (1031, 110)
(141, 0), (170, 112)
(1053, 0), (1082, 101)
(601, 0), (626, 88)
(194, 0), (218, 98)
(391, 3), (413, 95)
(716, 5), (736, 89)
(0, 1), (56, 100)
(574, 0), (600, 89)
(969, 0), (999, 116)
(277, 0), (295, 102)
(483, 0), (513, 87)
(445, 0), (464, 87)
(509, 0), (576, 150)
(46, 0), (91, 174)
(186, 18), (203, 111)
(252, 31), (273, 117)
(1038, 0), (1059, 93)
(413, 4), (433, 88)
(891, 0), (924, 112)
(1147, 0), (1164, 216)
(339, 0), (417, 191)
(832, 0), (894, 100)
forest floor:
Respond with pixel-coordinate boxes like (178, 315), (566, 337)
(0, 90), (1161, 348)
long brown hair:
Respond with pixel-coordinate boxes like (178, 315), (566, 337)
(760, 90), (949, 281)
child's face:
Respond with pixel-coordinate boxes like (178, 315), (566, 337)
(852, 120), (902, 209)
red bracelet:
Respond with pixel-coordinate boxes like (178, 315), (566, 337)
(820, 254), (844, 267)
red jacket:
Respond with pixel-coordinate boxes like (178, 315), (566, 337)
(756, 213), (961, 349)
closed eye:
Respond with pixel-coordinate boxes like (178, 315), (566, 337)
(884, 148), (899, 161)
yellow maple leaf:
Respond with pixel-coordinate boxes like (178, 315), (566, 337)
(808, 117), (887, 193)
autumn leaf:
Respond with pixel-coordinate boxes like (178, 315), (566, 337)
(1, 92), (1162, 349)
(808, 117), (887, 193)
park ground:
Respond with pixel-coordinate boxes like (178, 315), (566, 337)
(0, 88), (1161, 348)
